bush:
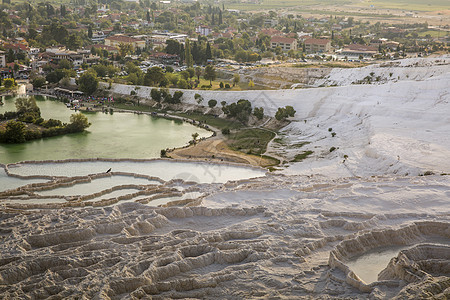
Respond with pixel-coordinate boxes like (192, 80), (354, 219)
(25, 129), (42, 140)
(65, 113), (91, 133)
(219, 82), (224, 88)
(208, 99), (217, 108)
(42, 119), (63, 128)
(331, 132), (336, 137)
(3, 78), (16, 88)
(221, 128), (230, 135)
(328, 128), (332, 132)
(253, 107), (264, 120)
(151, 88), (162, 102)
(172, 91), (183, 104)
(32, 76), (46, 88)
(3, 120), (26, 143)
(160, 149), (167, 157)
(329, 147), (336, 152)
(225, 83), (231, 89)
(222, 99), (252, 124)
(1, 111), (18, 120)
(275, 105), (296, 121)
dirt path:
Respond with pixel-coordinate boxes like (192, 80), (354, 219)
(167, 136), (276, 167)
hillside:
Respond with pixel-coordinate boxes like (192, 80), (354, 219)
(109, 56), (450, 177)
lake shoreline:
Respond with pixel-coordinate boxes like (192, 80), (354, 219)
(26, 92), (279, 168)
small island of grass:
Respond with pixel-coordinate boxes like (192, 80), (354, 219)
(0, 96), (90, 144)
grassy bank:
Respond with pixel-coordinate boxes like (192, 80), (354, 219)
(227, 128), (276, 156)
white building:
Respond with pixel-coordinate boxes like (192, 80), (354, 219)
(196, 25), (212, 36)
(0, 51), (6, 68)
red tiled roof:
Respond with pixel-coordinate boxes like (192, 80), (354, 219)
(304, 38), (330, 45)
(344, 44), (377, 51)
(106, 35), (144, 43)
(271, 36), (296, 44)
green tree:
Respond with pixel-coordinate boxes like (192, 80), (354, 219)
(3, 120), (26, 143)
(78, 70), (99, 95)
(233, 74), (240, 87)
(118, 42), (133, 57)
(208, 99), (217, 108)
(186, 67), (195, 79)
(15, 96), (40, 117)
(195, 66), (202, 80)
(204, 65), (216, 85)
(3, 78), (16, 88)
(184, 38), (193, 67)
(222, 99), (252, 124)
(144, 66), (165, 86)
(172, 91), (183, 103)
(205, 42), (212, 60)
(192, 132), (199, 144)
(66, 113), (91, 133)
(179, 70), (190, 81)
(275, 106), (296, 121)
(254, 107), (264, 120)
(165, 39), (181, 55)
(177, 79), (189, 89)
(32, 76), (46, 88)
(58, 59), (73, 70)
(151, 88), (162, 102)
(66, 33), (82, 50)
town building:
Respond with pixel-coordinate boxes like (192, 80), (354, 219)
(270, 36), (298, 51)
(196, 25), (212, 36)
(341, 44), (378, 58)
(104, 35), (146, 50)
(304, 38), (331, 53)
(91, 31), (107, 43)
(0, 51), (6, 68)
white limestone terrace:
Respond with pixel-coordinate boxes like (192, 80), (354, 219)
(106, 55), (450, 178)
(0, 56), (449, 299)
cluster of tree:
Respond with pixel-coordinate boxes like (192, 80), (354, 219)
(0, 97), (91, 143)
(150, 88), (183, 104)
(222, 99), (253, 124)
(77, 69), (100, 95)
(168, 38), (214, 66)
(275, 106), (296, 121)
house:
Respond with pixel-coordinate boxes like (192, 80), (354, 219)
(341, 44), (378, 58)
(370, 38), (387, 47)
(196, 25), (212, 36)
(91, 31), (107, 43)
(104, 35), (146, 50)
(89, 44), (119, 54)
(304, 38), (331, 53)
(4, 42), (30, 55)
(297, 32), (313, 42)
(270, 36), (297, 51)
(261, 28), (282, 36)
(0, 51), (6, 68)
(385, 41), (400, 50)
(264, 19), (278, 27)
(150, 52), (179, 64)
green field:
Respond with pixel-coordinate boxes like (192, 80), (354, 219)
(365, 0), (450, 12)
(228, 0), (449, 12)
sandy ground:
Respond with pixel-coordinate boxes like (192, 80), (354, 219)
(167, 136), (276, 167)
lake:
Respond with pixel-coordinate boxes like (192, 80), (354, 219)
(0, 96), (211, 164)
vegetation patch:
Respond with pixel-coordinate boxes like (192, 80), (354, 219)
(291, 151), (314, 162)
(228, 128), (276, 156)
(289, 141), (310, 149)
(175, 112), (243, 130)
